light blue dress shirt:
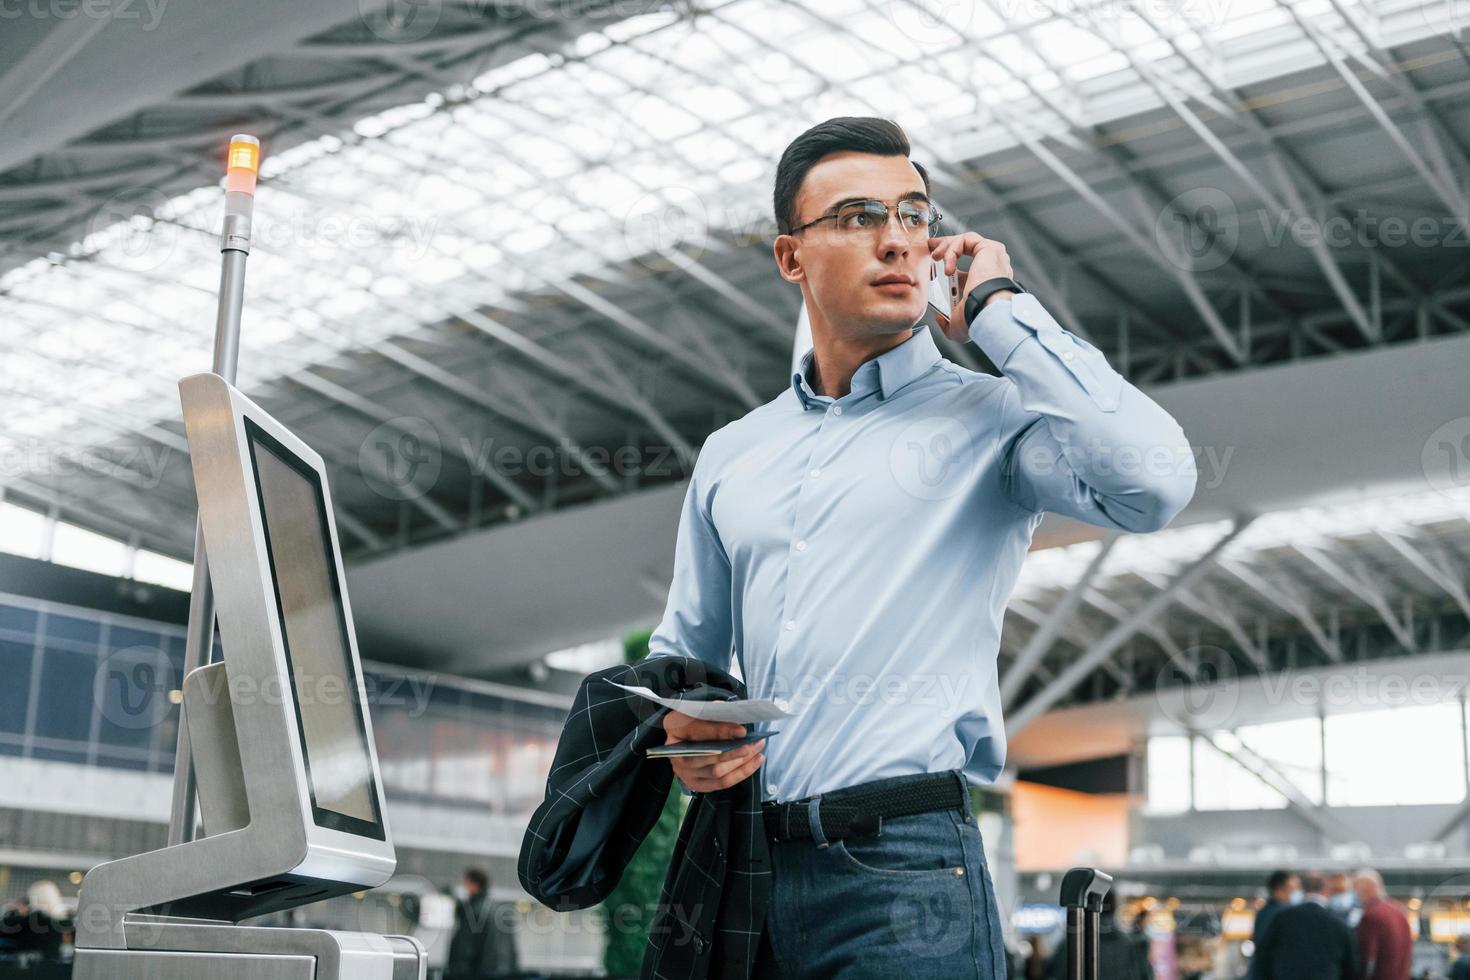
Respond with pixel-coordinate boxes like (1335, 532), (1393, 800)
(647, 293), (1197, 803)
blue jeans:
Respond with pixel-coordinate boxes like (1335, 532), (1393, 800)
(753, 769), (1008, 979)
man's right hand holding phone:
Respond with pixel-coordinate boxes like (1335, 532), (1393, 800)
(662, 710), (766, 792)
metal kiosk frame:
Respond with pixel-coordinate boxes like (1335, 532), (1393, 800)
(72, 136), (426, 980)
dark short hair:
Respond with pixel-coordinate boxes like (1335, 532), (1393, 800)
(773, 116), (931, 236)
(1267, 870), (1296, 892)
(464, 868), (489, 892)
(1299, 872), (1326, 894)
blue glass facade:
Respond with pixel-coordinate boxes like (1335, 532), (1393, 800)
(0, 592), (568, 817)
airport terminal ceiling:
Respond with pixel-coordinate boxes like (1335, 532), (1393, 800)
(3, 0), (1470, 706)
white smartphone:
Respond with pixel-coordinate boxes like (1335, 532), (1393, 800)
(926, 256), (960, 320)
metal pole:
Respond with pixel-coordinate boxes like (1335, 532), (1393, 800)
(166, 136), (258, 846)
(1065, 906), (1085, 980)
(1085, 905), (1101, 980)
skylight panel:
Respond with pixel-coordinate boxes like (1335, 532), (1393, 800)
(51, 521), (130, 577)
(134, 549), (194, 590)
(3, 0), (1449, 458)
(0, 503), (48, 560)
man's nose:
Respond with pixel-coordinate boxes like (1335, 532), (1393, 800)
(876, 214), (911, 257)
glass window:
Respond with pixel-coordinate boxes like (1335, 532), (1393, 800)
(1238, 716), (1324, 805)
(45, 613), (101, 647)
(109, 625), (166, 655)
(133, 550), (194, 591)
(1193, 737), (1288, 810)
(0, 503), (47, 560)
(95, 642), (175, 754)
(0, 638), (35, 735)
(50, 522), (129, 577)
(32, 647), (97, 744)
(374, 701), (433, 798)
(0, 603), (37, 636)
(150, 708), (181, 772)
(168, 635), (188, 672)
(1325, 703), (1466, 807)
(1144, 735), (1191, 815)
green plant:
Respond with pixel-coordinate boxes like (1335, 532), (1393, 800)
(595, 628), (686, 978)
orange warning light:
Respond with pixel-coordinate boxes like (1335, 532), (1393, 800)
(225, 134), (261, 194)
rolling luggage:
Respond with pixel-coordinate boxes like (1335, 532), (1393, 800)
(1059, 866), (1114, 980)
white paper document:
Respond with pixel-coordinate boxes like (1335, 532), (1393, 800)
(603, 679), (799, 723)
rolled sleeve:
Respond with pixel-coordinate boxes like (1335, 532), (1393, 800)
(971, 294), (1197, 532)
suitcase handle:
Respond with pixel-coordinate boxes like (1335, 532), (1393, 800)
(1059, 867), (1113, 980)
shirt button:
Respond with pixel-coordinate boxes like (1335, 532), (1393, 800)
(1063, 350), (1075, 362)
(832, 405), (843, 416)
(795, 540), (807, 552)
(784, 620), (795, 631)
(768, 783), (779, 795)
(809, 468), (821, 478)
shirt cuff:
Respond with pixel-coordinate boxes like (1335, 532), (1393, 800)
(965, 295), (1032, 369)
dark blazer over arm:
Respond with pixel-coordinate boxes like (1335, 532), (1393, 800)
(517, 655), (773, 980)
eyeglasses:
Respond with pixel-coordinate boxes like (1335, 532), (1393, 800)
(789, 198), (942, 241)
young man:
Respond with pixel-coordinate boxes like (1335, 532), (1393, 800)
(647, 117), (1197, 978)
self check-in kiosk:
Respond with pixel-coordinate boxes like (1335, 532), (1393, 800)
(73, 373), (425, 978)
(72, 136), (425, 978)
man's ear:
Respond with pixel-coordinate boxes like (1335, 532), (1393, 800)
(772, 234), (805, 284)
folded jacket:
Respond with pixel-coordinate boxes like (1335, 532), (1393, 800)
(517, 655), (773, 980)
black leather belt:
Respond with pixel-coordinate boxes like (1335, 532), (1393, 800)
(761, 770), (968, 844)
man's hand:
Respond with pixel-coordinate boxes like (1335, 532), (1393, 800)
(661, 710), (766, 793)
(928, 231), (1015, 341)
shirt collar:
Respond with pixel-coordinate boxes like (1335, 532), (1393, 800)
(791, 325), (941, 410)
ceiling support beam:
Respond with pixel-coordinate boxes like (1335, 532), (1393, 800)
(1000, 534), (1117, 708)
(1008, 518), (1252, 734)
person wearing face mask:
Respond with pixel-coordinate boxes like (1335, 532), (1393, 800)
(1324, 872), (1358, 924)
(445, 868), (519, 980)
(1248, 871), (1301, 979)
(1252, 871), (1357, 980)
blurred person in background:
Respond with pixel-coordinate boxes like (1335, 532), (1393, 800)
(1449, 935), (1470, 980)
(445, 868), (519, 980)
(1249, 870), (1301, 978)
(0, 882), (68, 960)
(1131, 905), (1153, 961)
(1326, 872), (1358, 924)
(1354, 869), (1411, 980)
(1252, 871), (1356, 980)
(0, 897), (32, 953)
(1023, 934), (1047, 980)
(1045, 891), (1154, 980)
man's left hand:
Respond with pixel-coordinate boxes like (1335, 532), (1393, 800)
(929, 232), (1015, 342)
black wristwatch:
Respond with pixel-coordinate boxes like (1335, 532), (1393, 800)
(963, 276), (1027, 328)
